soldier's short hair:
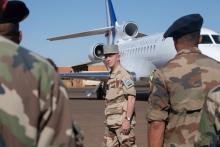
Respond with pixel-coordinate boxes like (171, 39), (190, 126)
(173, 31), (201, 45)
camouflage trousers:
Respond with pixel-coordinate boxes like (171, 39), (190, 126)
(102, 126), (137, 147)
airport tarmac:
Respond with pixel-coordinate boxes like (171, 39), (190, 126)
(69, 87), (148, 147)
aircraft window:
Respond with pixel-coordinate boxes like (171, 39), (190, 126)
(200, 35), (213, 44)
(212, 35), (220, 44)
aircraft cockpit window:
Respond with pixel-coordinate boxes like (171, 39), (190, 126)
(200, 35), (212, 44)
(212, 35), (220, 44)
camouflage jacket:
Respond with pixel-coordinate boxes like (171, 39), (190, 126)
(105, 65), (136, 128)
(146, 47), (220, 146)
(0, 36), (77, 147)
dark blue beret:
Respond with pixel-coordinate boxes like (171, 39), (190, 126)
(163, 14), (203, 39)
(0, 0), (29, 23)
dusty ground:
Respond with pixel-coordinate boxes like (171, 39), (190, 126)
(70, 99), (148, 147)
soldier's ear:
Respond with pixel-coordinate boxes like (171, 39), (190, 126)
(117, 54), (120, 62)
(199, 35), (202, 44)
(18, 31), (22, 44)
(0, 0), (8, 14)
(173, 38), (178, 48)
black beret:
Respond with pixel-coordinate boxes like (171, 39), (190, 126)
(0, 0), (29, 23)
(164, 14), (203, 39)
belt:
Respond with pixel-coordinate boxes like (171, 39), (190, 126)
(106, 96), (126, 105)
(170, 108), (201, 115)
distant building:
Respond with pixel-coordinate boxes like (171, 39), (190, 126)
(58, 63), (107, 88)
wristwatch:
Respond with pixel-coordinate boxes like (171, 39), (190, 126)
(125, 116), (131, 121)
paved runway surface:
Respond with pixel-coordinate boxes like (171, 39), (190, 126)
(69, 87), (149, 147)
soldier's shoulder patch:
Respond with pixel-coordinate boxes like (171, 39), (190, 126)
(122, 79), (134, 89)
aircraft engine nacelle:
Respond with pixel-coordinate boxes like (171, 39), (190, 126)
(118, 21), (139, 40)
(88, 43), (104, 61)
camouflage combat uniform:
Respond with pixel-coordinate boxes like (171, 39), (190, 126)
(0, 36), (79, 147)
(103, 65), (137, 147)
(147, 47), (220, 146)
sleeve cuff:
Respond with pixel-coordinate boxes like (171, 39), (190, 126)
(146, 109), (168, 122)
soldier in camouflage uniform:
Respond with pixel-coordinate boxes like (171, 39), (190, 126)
(146, 14), (220, 147)
(0, 0), (82, 146)
(0, 0), (29, 44)
(102, 44), (137, 147)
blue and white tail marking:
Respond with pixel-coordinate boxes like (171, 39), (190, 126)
(105, 0), (118, 44)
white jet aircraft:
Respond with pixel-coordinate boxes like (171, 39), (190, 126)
(48, 0), (220, 96)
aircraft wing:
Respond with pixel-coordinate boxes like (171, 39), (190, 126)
(59, 71), (136, 82)
(47, 26), (114, 41)
(59, 71), (110, 82)
(70, 60), (101, 67)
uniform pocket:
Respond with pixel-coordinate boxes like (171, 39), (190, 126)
(106, 114), (123, 127)
(105, 103), (124, 127)
(105, 107), (123, 115)
(105, 103), (123, 116)
(106, 88), (122, 101)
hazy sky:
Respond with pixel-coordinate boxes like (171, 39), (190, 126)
(20, 0), (220, 66)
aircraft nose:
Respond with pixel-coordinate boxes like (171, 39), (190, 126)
(207, 45), (220, 61)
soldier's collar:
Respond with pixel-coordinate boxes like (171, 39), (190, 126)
(176, 47), (201, 56)
(112, 65), (121, 74)
(110, 65), (122, 78)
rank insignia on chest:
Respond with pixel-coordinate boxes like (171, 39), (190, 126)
(122, 79), (134, 89)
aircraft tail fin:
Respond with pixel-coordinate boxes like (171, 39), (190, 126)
(105, 0), (117, 44)
(105, 0), (117, 27)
